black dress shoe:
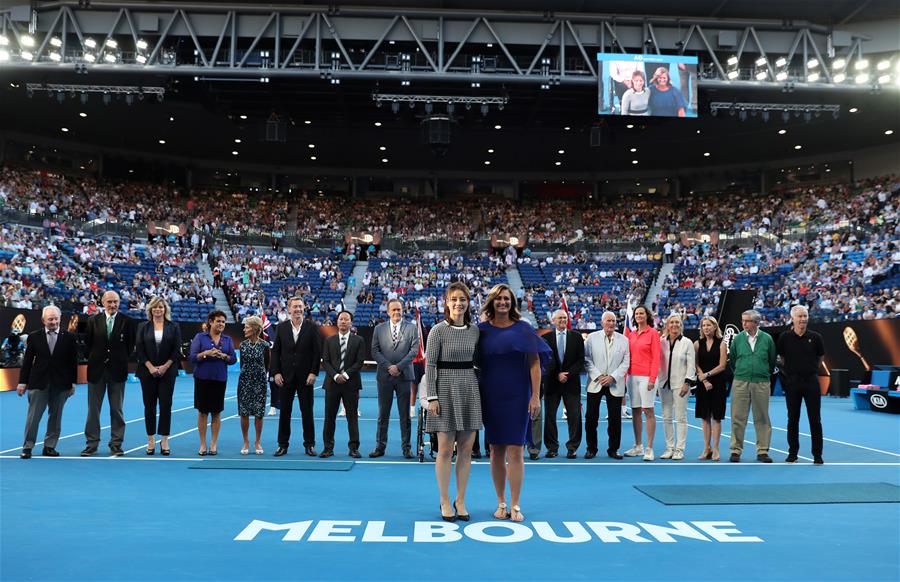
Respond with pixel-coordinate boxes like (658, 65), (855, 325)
(813, 456), (824, 465)
(585, 450), (597, 459)
(471, 450), (483, 459)
(369, 449), (385, 458)
(529, 452), (540, 460)
(545, 451), (558, 458)
(785, 454), (798, 463)
(607, 452), (624, 460)
(304, 446), (318, 457)
(80, 447), (97, 457)
(440, 505), (457, 523)
(110, 446), (125, 457)
(273, 447), (288, 457)
(349, 449), (362, 459)
(146, 447), (155, 455)
(20, 449), (32, 459)
(729, 453), (741, 463)
(756, 453), (773, 463)
(402, 448), (414, 459)
(42, 448), (59, 457)
(566, 450), (577, 459)
(319, 450), (334, 458)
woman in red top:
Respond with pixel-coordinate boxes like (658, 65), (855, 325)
(624, 305), (661, 461)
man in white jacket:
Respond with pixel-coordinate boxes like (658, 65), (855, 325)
(584, 312), (631, 459)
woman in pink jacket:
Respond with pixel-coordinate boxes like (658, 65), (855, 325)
(623, 305), (661, 461)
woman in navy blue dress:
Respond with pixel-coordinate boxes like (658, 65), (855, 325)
(479, 284), (551, 522)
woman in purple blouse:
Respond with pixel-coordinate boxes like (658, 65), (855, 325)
(189, 310), (236, 456)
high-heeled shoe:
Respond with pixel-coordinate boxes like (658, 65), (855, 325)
(453, 501), (470, 522)
(698, 449), (711, 460)
(146, 446), (155, 455)
(161, 448), (170, 456)
(440, 503), (457, 522)
(711, 449), (720, 462)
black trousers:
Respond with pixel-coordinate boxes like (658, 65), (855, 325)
(783, 374), (823, 457)
(375, 379), (411, 451)
(585, 387), (622, 454)
(544, 390), (582, 452)
(277, 378), (315, 448)
(140, 375), (176, 436)
(323, 385), (360, 452)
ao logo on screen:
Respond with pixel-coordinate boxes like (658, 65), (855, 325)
(869, 394), (888, 409)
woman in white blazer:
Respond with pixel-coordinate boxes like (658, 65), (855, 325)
(655, 314), (696, 460)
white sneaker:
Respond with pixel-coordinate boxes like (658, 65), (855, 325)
(659, 449), (674, 459)
(624, 444), (644, 457)
(643, 448), (655, 461)
(604, 412), (609, 420)
(562, 409), (568, 420)
(409, 405), (416, 419)
(267, 406), (276, 416)
(338, 407), (346, 417)
(672, 450), (684, 461)
(622, 408), (632, 419)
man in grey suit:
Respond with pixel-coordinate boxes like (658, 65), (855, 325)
(370, 299), (418, 458)
(583, 311), (631, 459)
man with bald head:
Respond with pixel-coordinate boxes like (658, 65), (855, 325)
(583, 311), (631, 459)
(542, 309), (584, 458)
(82, 290), (136, 456)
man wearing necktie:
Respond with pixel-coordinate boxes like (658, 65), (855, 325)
(82, 291), (135, 457)
(542, 310), (584, 458)
(370, 299), (419, 458)
(16, 306), (78, 459)
(320, 311), (365, 458)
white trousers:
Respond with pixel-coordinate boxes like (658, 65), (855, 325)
(659, 388), (689, 453)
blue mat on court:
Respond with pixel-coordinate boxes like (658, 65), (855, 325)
(188, 459), (355, 471)
(635, 482), (900, 505)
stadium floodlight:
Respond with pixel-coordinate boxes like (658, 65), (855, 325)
(833, 72), (846, 83)
(807, 58), (819, 69)
(755, 70), (767, 81)
(105, 39), (118, 49)
(726, 55), (738, 66)
(136, 54), (147, 64)
(854, 59), (869, 70)
(50, 37), (62, 48)
(49, 51), (62, 62)
(875, 60), (890, 71)
(775, 56), (787, 68)
(84, 37), (97, 49)
(20, 50), (34, 61)
(775, 70), (788, 81)
(0, 35), (9, 46)
(20, 34), (35, 48)
(832, 58), (846, 70)
(877, 74), (891, 85)
(807, 72), (820, 82)
(136, 39), (148, 51)
(727, 69), (740, 80)
(103, 53), (116, 63)
(0, 50), (9, 62)
(855, 73), (870, 84)
(84, 52), (96, 63)
(755, 57), (767, 67)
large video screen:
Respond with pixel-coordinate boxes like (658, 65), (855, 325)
(597, 53), (698, 118)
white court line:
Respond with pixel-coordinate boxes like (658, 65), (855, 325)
(0, 396), (238, 454)
(121, 414), (239, 455)
(3, 456), (897, 466)
(685, 405), (900, 458)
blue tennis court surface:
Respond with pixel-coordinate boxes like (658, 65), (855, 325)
(2, 371), (898, 581)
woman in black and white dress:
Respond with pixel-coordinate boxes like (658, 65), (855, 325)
(425, 282), (481, 522)
(238, 316), (269, 455)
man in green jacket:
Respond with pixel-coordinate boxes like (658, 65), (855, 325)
(728, 309), (776, 463)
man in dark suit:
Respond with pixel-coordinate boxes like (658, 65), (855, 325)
(320, 311), (365, 458)
(370, 299), (418, 458)
(82, 290), (135, 457)
(17, 306), (78, 459)
(543, 310), (584, 458)
(270, 296), (322, 457)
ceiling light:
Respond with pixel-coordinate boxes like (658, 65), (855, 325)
(631, 160), (638, 164)
(848, 107), (859, 113)
(381, 158), (388, 163)
(60, 127), (69, 132)
(158, 139), (166, 144)
(232, 151), (239, 155)
(308, 144), (315, 148)
(630, 148), (637, 152)
(374, 122), (382, 127)
(487, 148), (494, 153)
(778, 129), (787, 134)
(755, 56), (767, 67)
(703, 152), (710, 157)
(310, 156), (317, 160)
(832, 58), (846, 70)
(484, 161), (491, 165)
(854, 59), (869, 70)
(494, 124), (502, 130)
(807, 58), (819, 69)
(233, 138), (241, 144)
(775, 57), (787, 68)
(833, 72), (846, 83)
(794, 145), (802, 150)
(563, 126), (571, 131)
(855, 73), (870, 84)
(239, 114), (247, 120)
(79, 112), (87, 118)
(626, 124), (634, 129)
(557, 149), (565, 154)
(876, 59), (891, 71)
(886, 130), (895, 135)
(379, 146), (386, 151)
(304, 120), (311, 124)
(554, 161), (562, 166)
